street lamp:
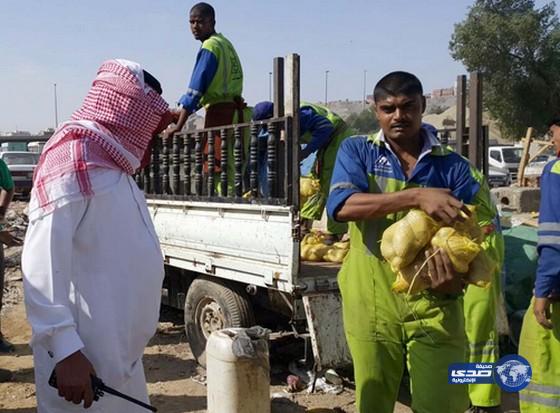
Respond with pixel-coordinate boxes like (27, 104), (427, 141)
(362, 70), (367, 110)
(53, 83), (59, 128)
(268, 72), (272, 101)
(324, 70), (330, 105)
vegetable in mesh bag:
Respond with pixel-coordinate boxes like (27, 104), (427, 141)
(392, 247), (433, 295)
(380, 209), (440, 271)
(323, 240), (349, 263)
(300, 177), (321, 207)
(430, 227), (480, 273)
(453, 204), (483, 243)
(465, 247), (496, 288)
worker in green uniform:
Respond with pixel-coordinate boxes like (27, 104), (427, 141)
(166, 2), (251, 193)
(463, 201), (505, 413)
(327, 71), (501, 413)
(252, 101), (353, 236)
(0, 158), (15, 353)
(518, 115), (560, 412)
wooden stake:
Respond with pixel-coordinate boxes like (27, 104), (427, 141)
(517, 127), (534, 186)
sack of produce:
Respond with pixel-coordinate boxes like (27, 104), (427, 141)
(380, 209), (440, 271)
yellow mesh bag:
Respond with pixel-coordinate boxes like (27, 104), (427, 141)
(380, 209), (440, 270)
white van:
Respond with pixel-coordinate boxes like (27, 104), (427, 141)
(488, 145), (523, 180)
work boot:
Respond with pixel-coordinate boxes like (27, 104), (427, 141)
(466, 406), (502, 413)
(0, 335), (14, 353)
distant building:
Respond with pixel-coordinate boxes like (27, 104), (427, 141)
(0, 129), (54, 145)
(431, 87), (455, 98)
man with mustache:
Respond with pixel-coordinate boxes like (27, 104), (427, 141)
(326, 71), (502, 413)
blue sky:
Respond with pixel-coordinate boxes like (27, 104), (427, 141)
(1, 0), (558, 132)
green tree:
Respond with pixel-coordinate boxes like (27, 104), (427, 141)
(346, 109), (379, 134)
(450, 0), (560, 138)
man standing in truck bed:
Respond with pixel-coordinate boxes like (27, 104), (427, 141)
(166, 2), (250, 191)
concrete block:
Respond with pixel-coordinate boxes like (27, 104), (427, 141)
(491, 187), (540, 213)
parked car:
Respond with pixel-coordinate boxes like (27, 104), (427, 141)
(488, 145), (523, 181)
(487, 165), (511, 188)
(524, 154), (555, 178)
(0, 151), (39, 196)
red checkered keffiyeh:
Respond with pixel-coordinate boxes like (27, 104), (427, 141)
(29, 59), (168, 221)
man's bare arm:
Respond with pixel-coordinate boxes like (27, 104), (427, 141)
(335, 187), (468, 225)
(0, 188), (14, 219)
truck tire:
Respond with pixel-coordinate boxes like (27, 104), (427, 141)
(185, 276), (255, 367)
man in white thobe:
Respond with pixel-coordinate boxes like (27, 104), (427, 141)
(22, 59), (173, 412)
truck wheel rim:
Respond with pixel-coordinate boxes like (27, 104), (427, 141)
(197, 298), (225, 338)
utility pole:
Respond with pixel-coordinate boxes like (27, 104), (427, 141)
(54, 83), (59, 128)
(362, 69), (367, 110)
(324, 70), (329, 106)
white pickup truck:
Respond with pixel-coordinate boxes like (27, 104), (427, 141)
(137, 55), (350, 371)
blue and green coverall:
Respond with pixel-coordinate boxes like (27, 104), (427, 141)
(518, 158), (560, 412)
(463, 172), (504, 409)
(326, 126), (501, 413)
(253, 101), (353, 233)
(179, 33), (251, 194)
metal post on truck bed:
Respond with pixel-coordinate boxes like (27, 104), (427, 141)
(456, 75), (466, 156)
(468, 72), (483, 170)
(272, 57), (285, 198)
(285, 54), (300, 209)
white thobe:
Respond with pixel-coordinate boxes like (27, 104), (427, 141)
(22, 170), (164, 412)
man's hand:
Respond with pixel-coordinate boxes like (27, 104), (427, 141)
(426, 248), (464, 295)
(163, 124), (182, 139)
(54, 351), (96, 408)
(153, 110), (177, 136)
(163, 108), (189, 139)
(416, 188), (470, 225)
(534, 297), (553, 329)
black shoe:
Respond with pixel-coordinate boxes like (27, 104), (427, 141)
(0, 337), (15, 353)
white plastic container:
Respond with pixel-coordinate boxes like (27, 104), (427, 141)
(206, 328), (270, 413)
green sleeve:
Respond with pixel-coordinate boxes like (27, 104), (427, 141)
(0, 159), (14, 191)
(469, 165), (505, 265)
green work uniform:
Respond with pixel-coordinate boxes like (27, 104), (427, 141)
(518, 158), (560, 412)
(199, 33), (243, 109)
(197, 33), (247, 196)
(463, 166), (505, 408)
(327, 130), (486, 413)
(518, 299), (560, 412)
(299, 102), (353, 235)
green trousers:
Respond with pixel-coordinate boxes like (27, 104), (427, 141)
(463, 275), (502, 406)
(339, 250), (470, 413)
(518, 299), (560, 412)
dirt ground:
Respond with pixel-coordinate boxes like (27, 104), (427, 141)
(1, 283), (363, 412)
(0, 202), (520, 413)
